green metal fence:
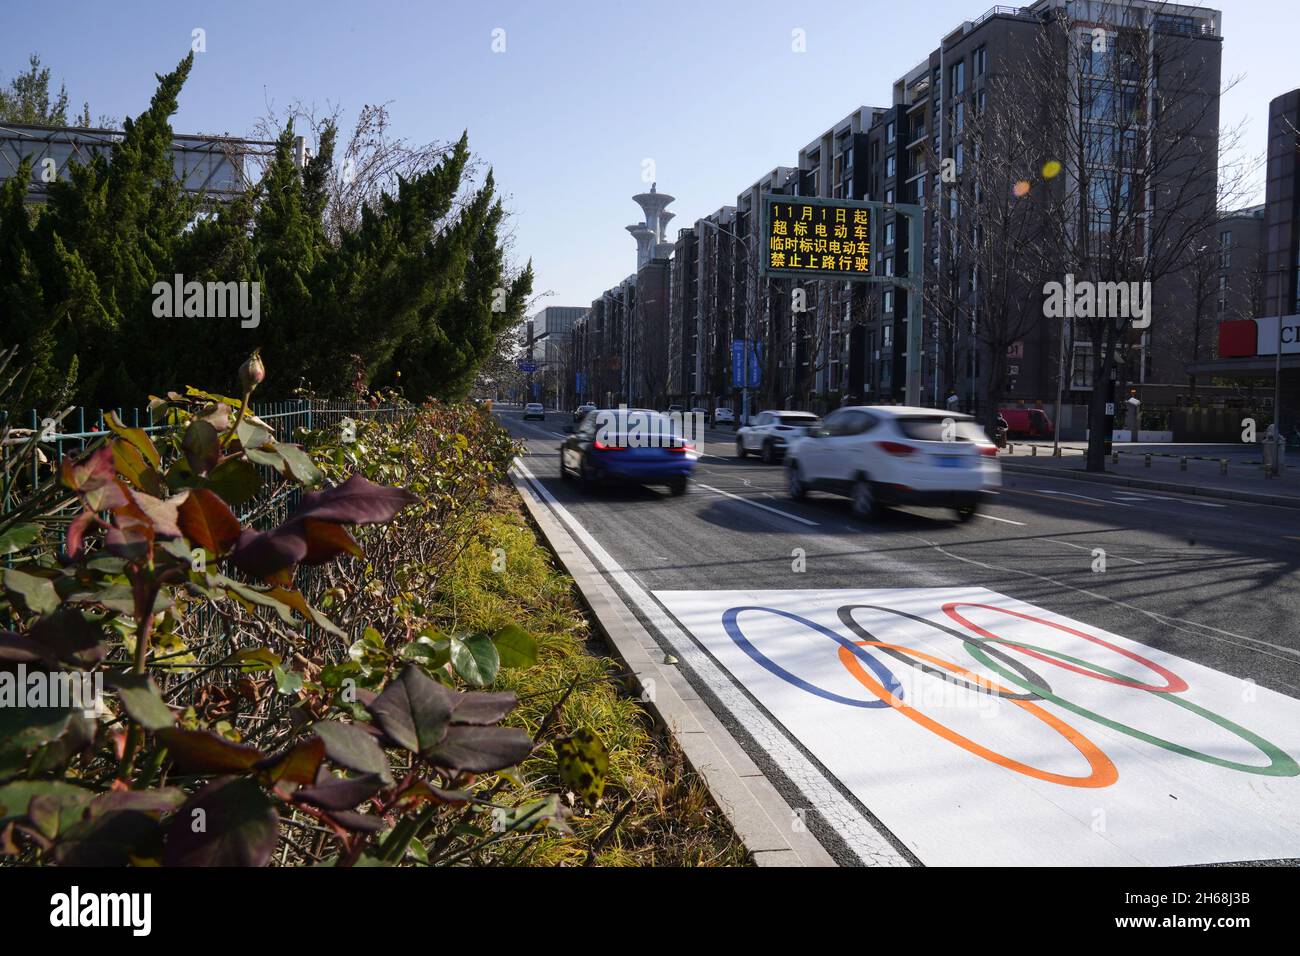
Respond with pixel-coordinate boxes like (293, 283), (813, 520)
(1, 398), (415, 714)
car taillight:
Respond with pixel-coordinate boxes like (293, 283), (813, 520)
(978, 444), (998, 457)
(593, 439), (626, 451)
(668, 443), (695, 453)
(876, 441), (917, 456)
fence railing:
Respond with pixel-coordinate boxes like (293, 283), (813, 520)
(1, 396), (420, 715)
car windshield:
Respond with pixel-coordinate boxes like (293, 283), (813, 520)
(895, 416), (986, 442)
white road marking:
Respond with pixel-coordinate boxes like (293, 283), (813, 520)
(510, 458), (906, 866)
(695, 482), (820, 527)
(975, 512), (1026, 526)
(1036, 489), (1132, 507)
(1046, 537), (1145, 565)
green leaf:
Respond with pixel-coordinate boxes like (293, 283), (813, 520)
(0, 522), (41, 556)
(273, 442), (323, 487)
(3, 569), (61, 614)
(218, 647), (281, 673)
(555, 728), (609, 807)
(490, 795), (571, 835)
(107, 673), (175, 730)
(313, 721), (393, 785)
(244, 446), (284, 470)
(105, 411), (161, 468)
(490, 624), (538, 669)
(0, 705), (77, 765)
(0, 780), (93, 835)
(272, 665), (304, 696)
(236, 418), (274, 451)
(205, 458), (262, 507)
(450, 633), (499, 687)
(399, 633), (450, 670)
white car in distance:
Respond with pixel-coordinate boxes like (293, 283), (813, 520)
(736, 410), (822, 464)
(783, 406), (1000, 521)
(713, 407), (736, 427)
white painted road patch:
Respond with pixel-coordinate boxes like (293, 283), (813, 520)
(655, 588), (1300, 866)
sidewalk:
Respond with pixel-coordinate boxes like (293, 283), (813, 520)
(999, 440), (1300, 508)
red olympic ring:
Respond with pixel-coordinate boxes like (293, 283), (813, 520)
(942, 602), (1188, 694)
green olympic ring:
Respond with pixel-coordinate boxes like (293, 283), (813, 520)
(960, 637), (1299, 777)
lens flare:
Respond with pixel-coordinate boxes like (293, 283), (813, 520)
(1013, 180), (1031, 197)
(1042, 159), (1063, 179)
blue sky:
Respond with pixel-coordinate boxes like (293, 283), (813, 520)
(1, 0), (1288, 312)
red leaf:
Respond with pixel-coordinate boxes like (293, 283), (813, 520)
(65, 510), (96, 559)
(294, 474), (417, 526)
(178, 488), (242, 556)
(299, 519), (361, 564)
(60, 446), (115, 492)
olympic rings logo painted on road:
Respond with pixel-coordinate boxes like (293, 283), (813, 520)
(719, 603), (1299, 788)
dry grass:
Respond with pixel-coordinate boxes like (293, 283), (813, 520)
(424, 486), (750, 866)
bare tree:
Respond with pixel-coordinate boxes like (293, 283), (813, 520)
(1024, 2), (1240, 470)
(923, 44), (1059, 427)
(251, 100), (481, 243)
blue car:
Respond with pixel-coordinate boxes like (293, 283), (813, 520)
(559, 409), (697, 495)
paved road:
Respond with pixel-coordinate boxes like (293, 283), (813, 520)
(498, 408), (1300, 866)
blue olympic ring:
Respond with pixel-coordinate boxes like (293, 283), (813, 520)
(721, 605), (902, 708)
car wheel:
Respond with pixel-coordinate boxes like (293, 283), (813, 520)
(559, 454), (572, 480)
(786, 461), (807, 501)
(851, 477), (879, 521)
(736, 438), (748, 459)
(762, 440), (777, 464)
(669, 479), (688, 496)
(954, 503), (978, 522)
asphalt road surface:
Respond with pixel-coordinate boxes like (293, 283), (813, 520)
(498, 407), (1300, 867)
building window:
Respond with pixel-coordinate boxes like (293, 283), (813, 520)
(885, 187), (895, 204)
(886, 154), (896, 177)
(883, 256), (894, 277)
(883, 289), (894, 313)
(1219, 230), (1232, 269)
(975, 46), (988, 77)
(953, 101), (965, 134)
(950, 61), (965, 97)
(886, 120), (896, 144)
(884, 221), (895, 245)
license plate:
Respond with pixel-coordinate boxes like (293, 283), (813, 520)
(935, 456), (965, 468)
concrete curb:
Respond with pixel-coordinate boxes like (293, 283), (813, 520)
(508, 468), (836, 867)
(1001, 461), (1300, 509)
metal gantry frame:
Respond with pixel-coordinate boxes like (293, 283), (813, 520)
(0, 122), (281, 203)
(760, 195), (926, 407)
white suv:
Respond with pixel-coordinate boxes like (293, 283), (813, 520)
(736, 410), (821, 464)
(783, 406), (1000, 521)
(713, 407), (736, 427)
